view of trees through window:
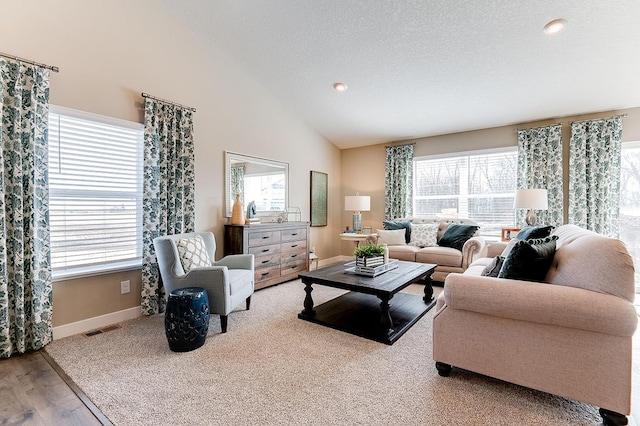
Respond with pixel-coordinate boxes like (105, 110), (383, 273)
(619, 143), (640, 291)
(414, 150), (518, 235)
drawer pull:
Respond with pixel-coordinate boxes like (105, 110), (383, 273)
(291, 254), (298, 258)
(289, 265), (296, 269)
(261, 249), (270, 253)
(290, 244), (298, 248)
(291, 233), (298, 236)
(261, 272), (270, 277)
(261, 259), (269, 264)
(262, 236), (270, 239)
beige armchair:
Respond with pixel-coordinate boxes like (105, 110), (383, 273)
(153, 232), (254, 333)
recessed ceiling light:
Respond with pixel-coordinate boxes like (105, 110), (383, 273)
(544, 19), (566, 35)
(333, 82), (348, 92)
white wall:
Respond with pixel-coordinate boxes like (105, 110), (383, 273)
(0, 0), (342, 326)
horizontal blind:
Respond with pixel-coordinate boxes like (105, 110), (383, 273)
(48, 107), (143, 279)
(414, 149), (517, 235)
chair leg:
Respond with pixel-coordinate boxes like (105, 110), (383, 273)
(220, 315), (228, 333)
(246, 296), (251, 310)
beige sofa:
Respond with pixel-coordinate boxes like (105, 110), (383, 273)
(381, 218), (485, 282)
(432, 224), (637, 426)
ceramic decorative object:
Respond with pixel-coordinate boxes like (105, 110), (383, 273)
(231, 193), (245, 225)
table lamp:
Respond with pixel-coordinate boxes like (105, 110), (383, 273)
(345, 193), (370, 233)
(514, 188), (548, 226)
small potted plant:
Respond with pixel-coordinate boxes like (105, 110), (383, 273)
(354, 244), (386, 268)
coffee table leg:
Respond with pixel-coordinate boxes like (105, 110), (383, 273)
(379, 295), (394, 336)
(423, 274), (434, 303)
(302, 280), (316, 316)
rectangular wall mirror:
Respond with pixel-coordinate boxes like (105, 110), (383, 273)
(225, 151), (289, 219)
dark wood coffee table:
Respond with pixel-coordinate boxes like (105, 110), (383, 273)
(298, 260), (437, 345)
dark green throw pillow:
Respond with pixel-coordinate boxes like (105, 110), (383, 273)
(498, 236), (558, 282)
(438, 223), (480, 251)
(383, 220), (412, 244)
(481, 256), (505, 278)
(516, 226), (554, 240)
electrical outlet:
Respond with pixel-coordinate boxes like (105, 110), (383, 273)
(120, 280), (131, 294)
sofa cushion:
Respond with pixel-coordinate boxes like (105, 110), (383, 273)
(409, 223), (438, 247)
(376, 229), (406, 245)
(416, 246), (462, 268)
(386, 245), (419, 261)
(481, 256), (505, 278)
(383, 220), (412, 243)
(438, 223), (480, 251)
(517, 225), (554, 240)
(498, 236), (557, 282)
(175, 234), (212, 272)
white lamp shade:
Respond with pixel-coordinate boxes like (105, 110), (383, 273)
(345, 195), (370, 212)
(514, 189), (548, 210)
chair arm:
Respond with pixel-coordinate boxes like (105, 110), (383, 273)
(461, 236), (485, 269)
(442, 273), (638, 337)
(170, 266), (230, 289)
(216, 254), (254, 270)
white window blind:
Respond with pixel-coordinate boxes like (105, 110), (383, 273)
(48, 106), (143, 279)
(414, 149), (517, 235)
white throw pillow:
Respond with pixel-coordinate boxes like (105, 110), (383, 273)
(176, 235), (212, 272)
(376, 229), (406, 245)
(409, 223), (438, 247)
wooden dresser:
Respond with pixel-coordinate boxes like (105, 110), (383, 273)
(224, 222), (310, 290)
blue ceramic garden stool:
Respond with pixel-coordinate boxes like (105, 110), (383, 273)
(165, 287), (210, 352)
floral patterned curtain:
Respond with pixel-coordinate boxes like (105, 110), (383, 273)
(385, 144), (413, 220)
(568, 116), (623, 237)
(517, 124), (563, 227)
(0, 58), (52, 358)
(231, 165), (244, 204)
(141, 99), (195, 315)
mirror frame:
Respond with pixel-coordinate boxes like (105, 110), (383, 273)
(225, 151), (289, 218)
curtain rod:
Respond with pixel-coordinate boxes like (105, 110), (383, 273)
(141, 92), (196, 113)
(385, 142), (416, 148)
(570, 113), (628, 126)
(515, 122), (562, 134)
(0, 51), (59, 73)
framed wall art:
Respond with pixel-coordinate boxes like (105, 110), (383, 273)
(310, 171), (328, 227)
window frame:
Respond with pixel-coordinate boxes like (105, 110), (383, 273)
(413, 147), (518, 236)
(48, 105), (144, 281)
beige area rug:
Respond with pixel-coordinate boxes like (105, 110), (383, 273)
(46, 281), (601, 425)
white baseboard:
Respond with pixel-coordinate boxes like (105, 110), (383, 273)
(53, 306), (142, 340)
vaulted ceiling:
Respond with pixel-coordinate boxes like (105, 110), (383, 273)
(156, 0), (640, 149)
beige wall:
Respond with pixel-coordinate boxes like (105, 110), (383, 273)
(0, 0), (342, 327)
(340, 107), (640, 254)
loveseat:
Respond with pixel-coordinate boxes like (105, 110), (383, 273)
(374, 218), (485, 282)
(432, 224), (637, 425)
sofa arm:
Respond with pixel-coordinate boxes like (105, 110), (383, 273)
(460, 236), (485, 269)
(442, 273), (638, 337)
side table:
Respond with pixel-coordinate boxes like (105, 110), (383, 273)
(165, 287), (210, 352)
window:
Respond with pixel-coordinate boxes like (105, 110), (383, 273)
(413, 149), (518, 235)
(619, 141), (640, 291)
(48, 106), (143, 279)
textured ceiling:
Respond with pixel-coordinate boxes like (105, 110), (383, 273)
(156, 0), (640, 149)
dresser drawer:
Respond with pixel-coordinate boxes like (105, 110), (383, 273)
(255, 265), (281, 282)
(248, 243), (281, 256)
(281, 227), (307, 242)
(248, 230), (281, 247)
(281, 248), (306, 264)
(281, 258), (307, 277)
(255, 253), (280, 268)
(281, 239), (306, 253)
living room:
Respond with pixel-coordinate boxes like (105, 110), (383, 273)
(2, 1), (640, 425)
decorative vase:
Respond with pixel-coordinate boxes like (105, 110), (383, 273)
(231, 193), (245, 225)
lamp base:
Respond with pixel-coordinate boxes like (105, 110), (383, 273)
(525, 210), (537, 226)
(352, 212), (362, 233)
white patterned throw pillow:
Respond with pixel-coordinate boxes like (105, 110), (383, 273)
(176, 235), (212, 272)
(409, 223), (438, 247)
